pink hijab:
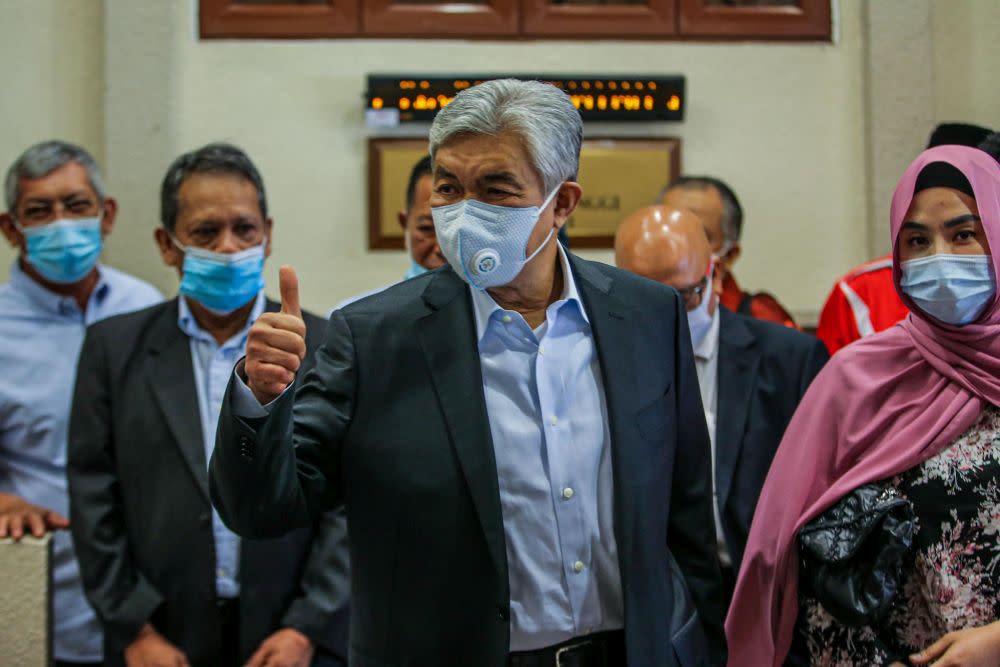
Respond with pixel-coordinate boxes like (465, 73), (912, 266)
(724, 145), (1000, 665)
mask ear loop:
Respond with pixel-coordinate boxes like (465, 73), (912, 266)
(521, 185), (563, 264)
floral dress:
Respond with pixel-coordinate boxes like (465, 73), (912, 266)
(797, 405), (1000, 666)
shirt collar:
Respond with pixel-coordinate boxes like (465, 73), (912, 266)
(694, 304), (722, 362)
(8, 260), (110, 317)
(177, 290), (266, 348)
(469, 242), (587, 343)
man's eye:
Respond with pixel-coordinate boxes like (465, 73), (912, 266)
(68, 200), (91, 212)
(435, 184), (456, 195)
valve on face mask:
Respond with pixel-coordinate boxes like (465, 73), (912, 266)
(471, 249), (501, 276)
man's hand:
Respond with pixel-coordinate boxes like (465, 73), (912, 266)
(124, 624), (190, 667)
(245, 628), (315, 667)
(910, 621), (1000, 666)
(245, 266), (307, 405)
(0, 492), (69, 540)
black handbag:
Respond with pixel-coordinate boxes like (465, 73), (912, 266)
(797, 483), (916, 627)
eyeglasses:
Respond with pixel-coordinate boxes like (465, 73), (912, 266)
(677, 277), (709, 309)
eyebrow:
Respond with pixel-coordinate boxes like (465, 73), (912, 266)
(433, 165), (457, 181)
(902, 214), (982, 231)
(481, 172), (525, 189)
(23, 191), (92, 205)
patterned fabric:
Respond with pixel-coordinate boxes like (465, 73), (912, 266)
(798, 405), (1000, 665)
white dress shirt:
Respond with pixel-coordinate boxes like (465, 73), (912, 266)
(692, 305), (731, 567)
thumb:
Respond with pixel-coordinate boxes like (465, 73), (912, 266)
(279, 265), (302, 318)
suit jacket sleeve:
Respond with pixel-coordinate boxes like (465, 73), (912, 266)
(668, 297), (728, 664)
(210, 309), (356, 539)
(278, 314), (350, 661)
(281, 505), (350, 660)
(67, 326), (164, 652)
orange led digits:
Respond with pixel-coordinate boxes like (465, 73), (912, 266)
(667, 95), (681, 111)
(371, 97), (384, 110)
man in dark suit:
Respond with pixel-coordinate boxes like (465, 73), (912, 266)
(67, 144), (349, 667)
(615, 205), (828, 602)
(210, 79), (726, 667)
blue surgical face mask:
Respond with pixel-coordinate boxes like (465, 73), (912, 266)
(686, 260), (715, 348)
(404, 260), (428, 280)
(16, 216), (103, 284)
(900, 253), (996, 326)
(432, 187), (561, 290)
(174, 237), (266, 315)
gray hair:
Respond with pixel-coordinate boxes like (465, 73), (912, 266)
(4, 140), (107, 212)
(429, 79), (583, 194)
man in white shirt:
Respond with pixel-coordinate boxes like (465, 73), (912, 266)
(616, 204), (827, 603)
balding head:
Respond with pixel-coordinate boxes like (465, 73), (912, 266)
(616, 204), (713, 285)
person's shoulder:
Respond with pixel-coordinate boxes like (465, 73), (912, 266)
(329, 284), (394, 315)
(570, 255), (679, 304)
(338, 268), (443, 318)
(725, 308), (826, 361)
(92, 298), (173, 334)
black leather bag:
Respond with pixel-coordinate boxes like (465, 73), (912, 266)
(798, 483), (916, 627)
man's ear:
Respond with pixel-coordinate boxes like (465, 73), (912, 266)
(99, 197), (118, 237)
(397, 210), (408, 231)
(552, 182), (583, 229)
(263, 217), (273, 259)
(722, 242), (741, 270)
(154, 227), (184, 271)
(0, 213), (23, 251)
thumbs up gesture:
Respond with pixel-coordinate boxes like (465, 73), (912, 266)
(245, 265), (307, 405)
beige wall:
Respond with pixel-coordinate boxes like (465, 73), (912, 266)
(4, 1), (998, 321)
(0, 0), (105, 281)
(932, 0), (1000, 128)
(101, 0), (867, 321)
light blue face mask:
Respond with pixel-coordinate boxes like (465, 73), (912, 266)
(17, 217), (103, 284)
(174, 237), (266, 315)
(900, 253), (996, 326)
(432, 187), (561, 290)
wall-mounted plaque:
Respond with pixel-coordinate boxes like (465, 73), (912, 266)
(368, 136), (681, 250)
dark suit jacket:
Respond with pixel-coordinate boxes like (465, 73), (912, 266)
(210, 257), (727, 667)
(67, 298), (350, 667)
(715, 307), (828, 569)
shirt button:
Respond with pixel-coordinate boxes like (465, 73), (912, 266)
(501, 315), (512, 324)
(550, 416), (558, 426)
(217, 568), (228, 578)
(573, 561), (585, 574)
(562, 487), (574, 500)
(539, 345), (546, 355)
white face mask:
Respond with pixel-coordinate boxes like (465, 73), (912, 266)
(900, 253), (996, 326)
(686, 266), (715, 349)
(431, 187), (561, 290)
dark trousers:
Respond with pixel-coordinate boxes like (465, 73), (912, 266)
(217, 597), (241, 667)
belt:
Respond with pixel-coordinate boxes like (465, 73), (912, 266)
(508, 630), (626, 667)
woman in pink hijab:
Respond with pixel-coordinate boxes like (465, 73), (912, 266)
(726, 145), (1000, 667)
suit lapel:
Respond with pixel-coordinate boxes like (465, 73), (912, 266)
(569, 255), (639, 587)
(416, 270), (508, 580)
(145, 299), (210, 501)
(715, 308), (760, 509)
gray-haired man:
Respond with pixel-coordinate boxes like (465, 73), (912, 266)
(211, 79), (727, 666)
(0, 140), (162, 666)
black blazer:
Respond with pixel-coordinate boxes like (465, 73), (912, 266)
(715, 307), (828, 569)
(210, 256), (728, 667)
(67, 298), (350, 667)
